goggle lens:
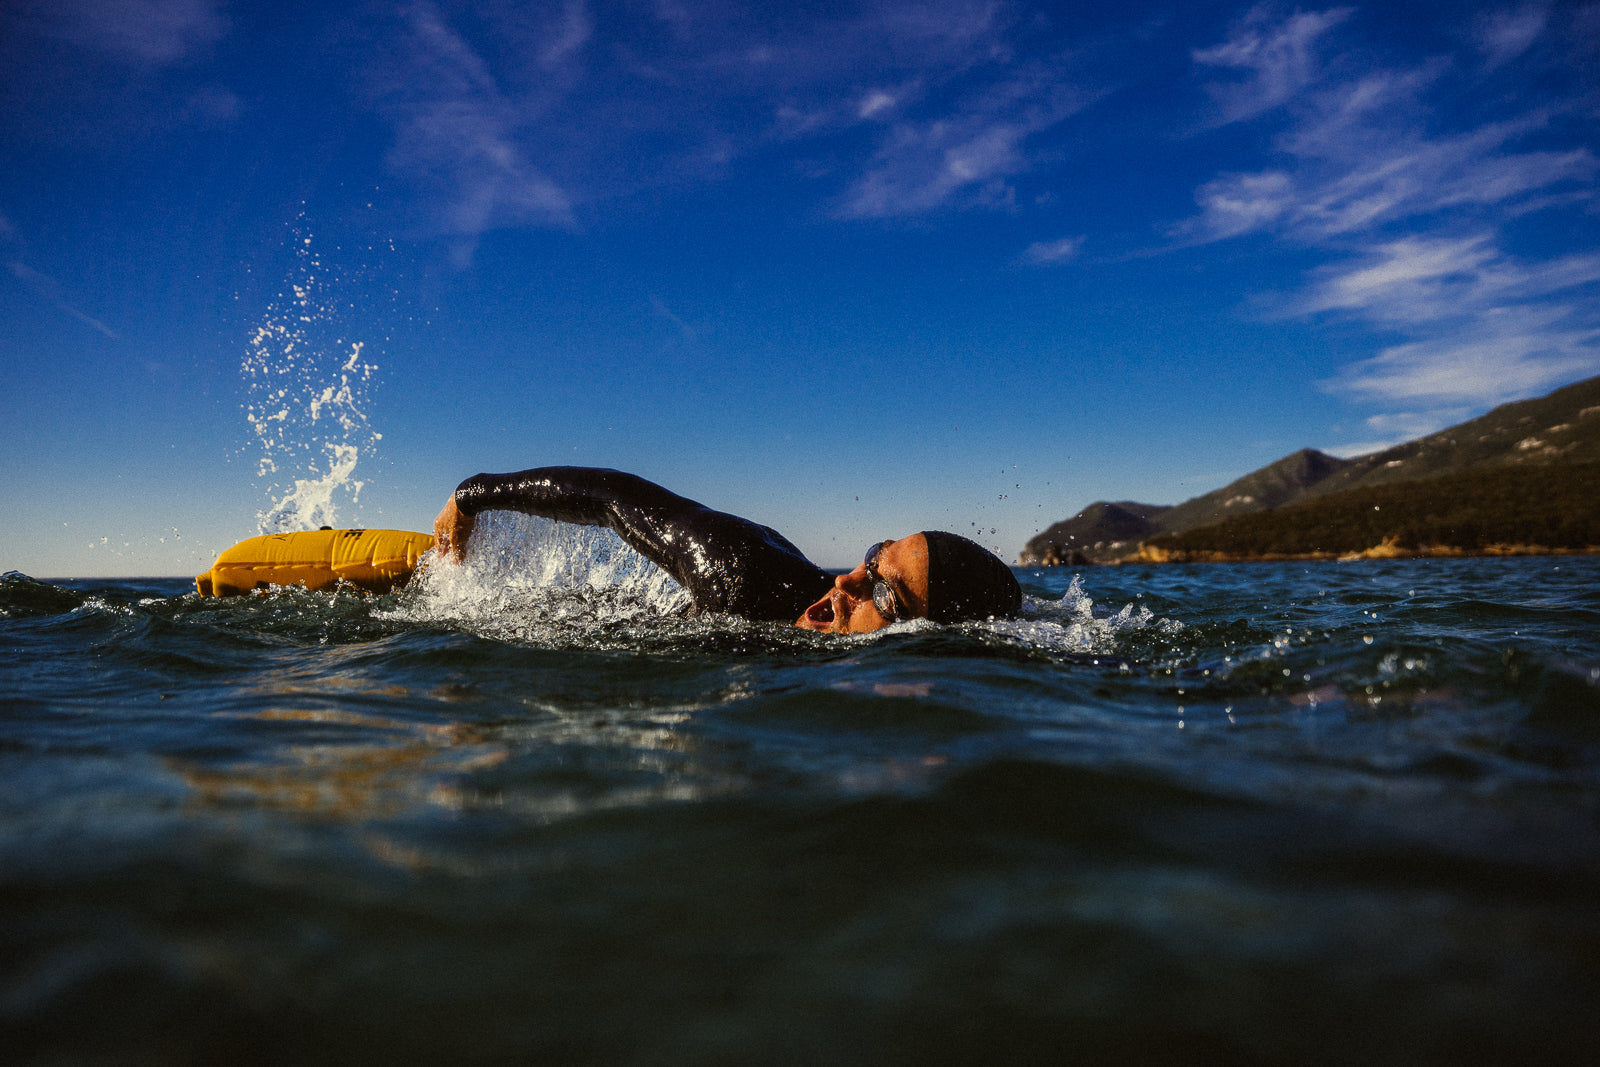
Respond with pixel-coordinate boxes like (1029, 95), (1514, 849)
(864, 541), (904, 621)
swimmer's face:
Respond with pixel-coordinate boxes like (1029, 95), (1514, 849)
(795, 534), (931, 634)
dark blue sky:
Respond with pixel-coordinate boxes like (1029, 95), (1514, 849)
(3, 0), (1597, 576)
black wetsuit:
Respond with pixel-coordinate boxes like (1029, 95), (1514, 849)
(454, 467), (832, 621)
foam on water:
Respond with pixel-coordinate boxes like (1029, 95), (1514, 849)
(1001, 574), (1183, 654)
(242, 224), (380, 534)
(396, 511), (694, 641)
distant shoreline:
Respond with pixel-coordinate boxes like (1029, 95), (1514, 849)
(1022, 380), (1600, 573)
(1106, 541), (1600, 565)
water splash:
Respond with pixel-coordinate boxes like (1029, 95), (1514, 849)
(991, 576), (1183, 655)
(398, 512), (693, 641)
(243, 223), (381, 534)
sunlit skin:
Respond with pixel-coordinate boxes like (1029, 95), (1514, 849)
(434, 494), (474, 562)
(434, 494), (930, 634)
(794, 534), (931, 635)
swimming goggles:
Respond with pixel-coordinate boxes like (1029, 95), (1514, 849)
(864, 541), (908, 621)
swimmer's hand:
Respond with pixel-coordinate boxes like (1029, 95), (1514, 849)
(433, 494), (475, 562)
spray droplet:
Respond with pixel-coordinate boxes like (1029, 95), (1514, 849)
(242, 222), (381, 534)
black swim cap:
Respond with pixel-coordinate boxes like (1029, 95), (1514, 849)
(920, 531), (1022, 624)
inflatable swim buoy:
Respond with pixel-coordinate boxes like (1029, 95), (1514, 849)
(195, 528), (434, 597)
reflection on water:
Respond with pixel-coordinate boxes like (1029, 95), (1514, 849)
(165, 689), (736, 864)
(174, 709), (505, 820)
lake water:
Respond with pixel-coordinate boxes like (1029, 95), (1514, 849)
(5, 518), (1600, 1065)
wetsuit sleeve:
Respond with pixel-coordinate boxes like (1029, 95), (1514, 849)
(453, 467), (831, 621)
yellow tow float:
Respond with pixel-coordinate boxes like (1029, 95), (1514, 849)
(194, 528), (434, 597)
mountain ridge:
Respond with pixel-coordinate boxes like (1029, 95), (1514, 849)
(1021, 374), (1600, 565)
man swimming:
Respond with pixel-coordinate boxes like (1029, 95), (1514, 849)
(433, 466), (1021, 634)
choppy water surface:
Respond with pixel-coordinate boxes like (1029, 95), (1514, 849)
(5, 523), (1600, 1065)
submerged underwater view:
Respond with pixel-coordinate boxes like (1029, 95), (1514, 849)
(4, 515), (1600, 1065)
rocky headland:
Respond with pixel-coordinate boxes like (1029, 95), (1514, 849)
(1022, 375), (1600, 566)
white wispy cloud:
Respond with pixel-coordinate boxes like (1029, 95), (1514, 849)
(716, 0), (1082, 219)
(1182, 169), (1296, 240)
(1179, 4), (1600, 432)
(364, 0), (1104, 239)
(1304, 234), (1600, 417)
(858, 90), (901, 120)
(1181, 96), (1596, 245)
(371, 1), (993, 248)
(34, 0), (228, 66)
(375, 1), (578, 262)
(1323, 303), (1600, 406)
(1022, 235), (1084, 265)
(649, 295), (697, 342)
(540, 0), (593, 69)
(1473, 3), (1548, 70)
(1327, 407), (1474, 457)
(1193, 4), (1354, 124)
(1298, 233), (1503, 323)
(834, 59), (1095, 219)
(7, 260), (120, 339)
(837, 119), (1031, 217)
(1299, 235), (1600, 323)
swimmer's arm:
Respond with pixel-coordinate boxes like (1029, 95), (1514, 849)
(439, 467), (708, 574)
(440, 465), (829, 618)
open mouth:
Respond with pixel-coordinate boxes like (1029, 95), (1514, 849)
(803, 595), (837, 627)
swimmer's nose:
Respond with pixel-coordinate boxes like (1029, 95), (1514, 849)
(836, 565), (869, 594)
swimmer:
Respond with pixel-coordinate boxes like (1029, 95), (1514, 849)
(433, 466), (1021, 634)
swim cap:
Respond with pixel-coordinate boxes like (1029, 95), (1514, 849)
(920, 531), (1022, 624)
